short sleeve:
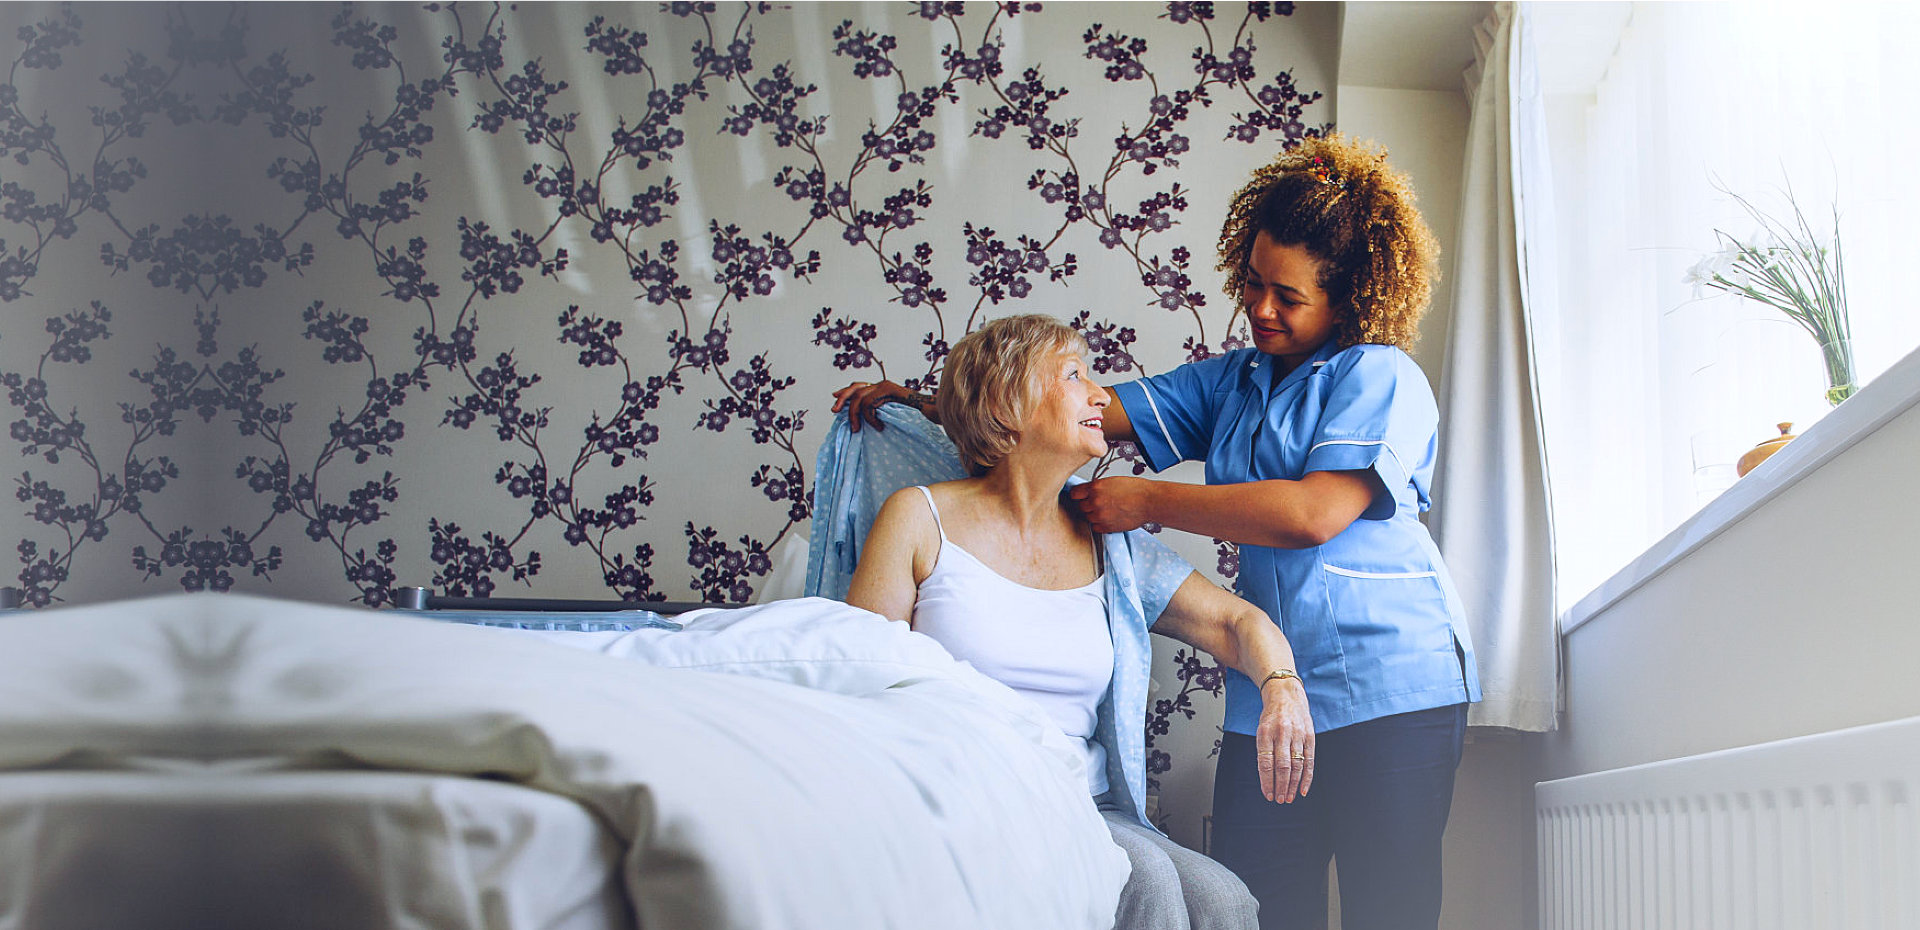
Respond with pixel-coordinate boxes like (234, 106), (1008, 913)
(1109, 352), (1239, 473)
(1125, 527), (1197, 628)
(1301, 346), (1439, 520)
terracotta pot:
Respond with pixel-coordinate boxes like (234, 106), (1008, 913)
(1736, 422), (1796, 477)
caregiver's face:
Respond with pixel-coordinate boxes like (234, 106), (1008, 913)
(1242, 230), (1337, 371)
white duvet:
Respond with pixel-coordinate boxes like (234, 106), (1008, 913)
(0, 593), (1129, 930)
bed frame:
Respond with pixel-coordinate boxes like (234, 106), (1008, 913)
(389, 585), (724, 617)
(0, 585), (722, 615)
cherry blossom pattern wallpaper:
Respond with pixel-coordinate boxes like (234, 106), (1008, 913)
(0, 1), (1333, 840)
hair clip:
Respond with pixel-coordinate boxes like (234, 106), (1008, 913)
(1305, 155), (1347, 191)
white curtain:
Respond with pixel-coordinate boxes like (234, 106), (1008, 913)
(1429, 2), (1559, 733)
(1537, 1), (1920, 610)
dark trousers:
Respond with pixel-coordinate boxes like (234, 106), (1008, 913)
(1209, 703), (1467, 930)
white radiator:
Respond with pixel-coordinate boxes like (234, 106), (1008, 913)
(1536, 714), (1920, 930)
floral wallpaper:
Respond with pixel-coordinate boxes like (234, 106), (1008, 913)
(0, 0), (1333, 843)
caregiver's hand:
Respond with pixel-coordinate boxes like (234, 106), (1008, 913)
(1256, 674), (1316, 803)
(831, 380), (911, 432)
(1066, 476), (1156, 534)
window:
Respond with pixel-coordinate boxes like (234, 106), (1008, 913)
(1532, 1), (1920, 614)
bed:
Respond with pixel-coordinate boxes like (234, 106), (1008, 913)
(0, 591), (1129, 930)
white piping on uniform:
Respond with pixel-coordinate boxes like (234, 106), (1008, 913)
(1136, 381), (1185, 461)
(1323, 564), (1437, 580)
(1309, 438), (1409, 484)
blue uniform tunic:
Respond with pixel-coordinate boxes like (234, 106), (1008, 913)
(1110, 341), (1481, 734)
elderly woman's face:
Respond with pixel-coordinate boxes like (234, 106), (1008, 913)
(1242, 230), (1336, 369)
(1020, 349), (1110, 462)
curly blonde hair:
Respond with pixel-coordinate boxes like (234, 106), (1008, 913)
(1217, 133), (1439, 353)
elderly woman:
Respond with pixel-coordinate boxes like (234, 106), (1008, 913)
(841, 314), (1309, 930)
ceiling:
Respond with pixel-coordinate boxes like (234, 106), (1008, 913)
(1336, 1), (1634, 96)
(1337, 1), (1492, 92)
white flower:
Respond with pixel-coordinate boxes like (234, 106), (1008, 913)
(1683, 247), (1741, 297)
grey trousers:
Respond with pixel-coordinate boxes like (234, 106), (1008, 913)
(1103, 810), (1259, 930)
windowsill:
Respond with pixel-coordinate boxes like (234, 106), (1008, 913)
(1561, 342), (1920, 635)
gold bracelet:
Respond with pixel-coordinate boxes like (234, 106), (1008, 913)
(1259, 669), (1300, 690)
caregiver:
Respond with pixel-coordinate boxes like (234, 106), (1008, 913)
(834, 133), (1480, 930)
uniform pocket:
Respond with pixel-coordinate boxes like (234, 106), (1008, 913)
(1319, 562), (1455, 673)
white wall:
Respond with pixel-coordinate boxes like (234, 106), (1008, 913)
(1541, 390), (1920, 782)
(1503, 351), (1920, 930)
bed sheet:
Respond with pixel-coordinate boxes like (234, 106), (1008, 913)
(0, 770), (628, 930)
(0, 593), (1130, 930)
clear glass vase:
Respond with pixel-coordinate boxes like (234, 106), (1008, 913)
(1821, 336), (1856, 406)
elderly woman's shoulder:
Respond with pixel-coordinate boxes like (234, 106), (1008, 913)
(880, 478), (970, 512)
(873, 483), (944, 535)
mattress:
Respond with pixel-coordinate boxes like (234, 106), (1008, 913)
(0, 770), (630, 930)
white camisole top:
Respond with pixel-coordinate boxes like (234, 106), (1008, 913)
(907, 486), (1114, 795)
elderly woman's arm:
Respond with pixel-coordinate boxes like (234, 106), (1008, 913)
(845, 487), (940, 623)
(1151, 573), (1315, 803)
